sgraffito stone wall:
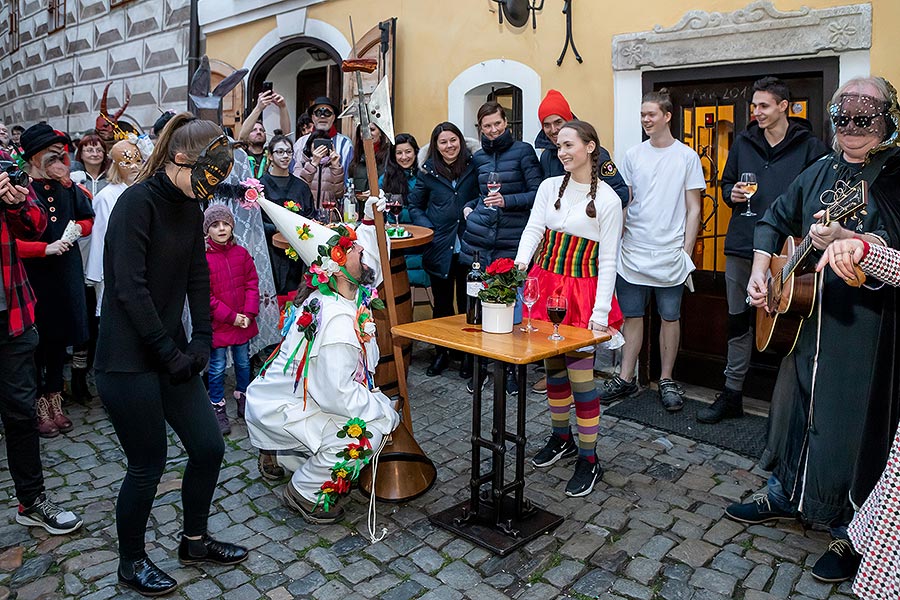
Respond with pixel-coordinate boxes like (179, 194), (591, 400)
(0, 0), (191, 135)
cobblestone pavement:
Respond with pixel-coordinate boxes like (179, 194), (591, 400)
(0, 346), (859, 599)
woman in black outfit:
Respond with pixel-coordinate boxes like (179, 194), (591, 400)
(94, 113), (248, 596)
(408, 122), (479, 377)
(259, 133), (313, 296)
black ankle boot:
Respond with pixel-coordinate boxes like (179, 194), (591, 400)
(70, 368), (92, 404)
(697, 387), (743, 424)
(118, 557), (177, 596)
(178, 534), (249, 566)
(459, 354), (473, 379)
(426, 349), (450, 376)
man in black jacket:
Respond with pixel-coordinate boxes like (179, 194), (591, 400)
(534, 89), (629, 206)
(697, 77), (828, 423)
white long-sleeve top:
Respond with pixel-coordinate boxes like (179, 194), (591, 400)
(514, 176), (622, 327)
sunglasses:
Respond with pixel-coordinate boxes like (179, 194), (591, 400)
(831, 113), (884, 128)
(312, 108), (334, 118)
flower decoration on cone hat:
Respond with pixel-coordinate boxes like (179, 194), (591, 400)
(258, 197), (334, 266)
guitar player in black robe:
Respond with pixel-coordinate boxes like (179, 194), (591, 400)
(725, 76), (900, 585)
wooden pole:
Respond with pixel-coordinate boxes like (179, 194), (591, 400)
(362, 138), (413, 430)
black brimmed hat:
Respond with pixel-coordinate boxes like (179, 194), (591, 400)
(20, 123), (71, 162)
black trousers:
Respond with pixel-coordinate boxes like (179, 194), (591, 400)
(430, 254), (468, 320)
(34, 339), (66, 396)
(96, 371), (225, 561)
(0, 312), (44, 507)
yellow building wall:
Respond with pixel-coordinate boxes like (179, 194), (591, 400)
(205, 0), (899, 148)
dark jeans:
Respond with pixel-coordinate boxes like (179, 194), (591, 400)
(96, 371), (225, 560)
(34, 339), (66, 395)
(0, 313), (44, 507)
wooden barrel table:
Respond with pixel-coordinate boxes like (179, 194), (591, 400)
(272, 224), (434, 399)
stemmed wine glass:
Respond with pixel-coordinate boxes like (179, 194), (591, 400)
(385, 194), (403, 230)
(320, 199), (338, 224)
(547, 296), (567, 341)
(486, 172), (501, 211)
(521, 277), (539, 332)
(740, 172), (758, 217)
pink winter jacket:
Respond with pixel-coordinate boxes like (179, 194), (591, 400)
(295, 152), (346, 210)
(206, 238), (260, 348)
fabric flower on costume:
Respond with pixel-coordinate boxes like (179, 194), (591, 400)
(283, 200), (300, 213)
(285, 247), (299, 261)
(320, 257), (341, 277)
(239, 177), (264, 208)
(309, 263), (331, 284)
(314, 417), (376, 511)
(330, 245), (348, 266)
(297, 224), (313, 240)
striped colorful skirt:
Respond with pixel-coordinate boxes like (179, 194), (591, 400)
(527, 229), (623, 330)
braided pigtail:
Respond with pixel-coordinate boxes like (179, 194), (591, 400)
(586, 151), (598, 218)
(555, 172), (571, 210)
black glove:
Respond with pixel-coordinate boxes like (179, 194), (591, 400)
(165, 351), (194, 385)
(188, 351), (208, 376)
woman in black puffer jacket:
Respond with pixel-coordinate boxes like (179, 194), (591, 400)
(461, 101), (543, 267)
(408, 122), (479, 376)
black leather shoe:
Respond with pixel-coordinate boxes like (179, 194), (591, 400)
(178, 534), (249, 566)
(459, 354), (473, 379)
(426, 350), (450, 376)
(118, 557), (177, 597)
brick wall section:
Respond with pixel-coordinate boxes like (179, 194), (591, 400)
(0, 0), (191, 135)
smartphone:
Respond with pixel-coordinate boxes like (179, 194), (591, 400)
(262, 81), (273, 93)
(312, 138), (334, 152)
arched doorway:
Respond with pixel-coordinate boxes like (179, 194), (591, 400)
(246, 37), (342, 136)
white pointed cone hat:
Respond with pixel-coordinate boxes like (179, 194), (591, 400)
(257, 198), (333, 265)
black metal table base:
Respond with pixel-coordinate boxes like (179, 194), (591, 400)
(429, 496), (564, 556)
(428, 358), (565, 555)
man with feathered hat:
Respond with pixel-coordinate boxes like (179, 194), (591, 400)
(245, 197), (398, 524)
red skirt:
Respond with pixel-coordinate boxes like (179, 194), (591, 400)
(528, 265), (623, 330)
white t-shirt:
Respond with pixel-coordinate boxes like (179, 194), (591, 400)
(618, 139), (705, 286)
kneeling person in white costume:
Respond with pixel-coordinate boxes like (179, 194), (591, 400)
(245, 196), (398, 524)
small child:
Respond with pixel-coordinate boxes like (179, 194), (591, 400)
(204, 204), (260, 435)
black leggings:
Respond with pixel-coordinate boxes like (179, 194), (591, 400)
(96, 371), (225, 561)
(430, 254), (468, 319)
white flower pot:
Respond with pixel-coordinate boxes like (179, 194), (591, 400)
(481, 302), (515, 334)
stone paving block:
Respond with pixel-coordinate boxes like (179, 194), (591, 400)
(667, 539), (718, 568)
(287, 570), (327, 597)
(437, 559), (481, 590)
(542, 559), (584, 587)
(10, 554), (53, 586)
(624, 556), (662, 584)
(611, 577), (653, 600)
(743, 592), (779, 600)
(747, 524), (787, 541)
(702, 518), (745, 546)
(465, 582), (512, 600)
(411, 545), (446, 574)
(744, 563), (774, 590)
(355, 573), (402, 597)
(795, 571), (835, 599)
(223, 583), (262, 600)
(13, 575), (60, 600)
(639, 535), (676, 561)
(254, 572), (289, 591)
(710, 550), (753, 578)
(515, 582), (560, 600)
(769, 562), (802, 597)
(754, 537), (804, 562)
(312, 579), (352, 600)
(306, 547), (343, 574)
(689, 567), (737, 596)
(183, 578), (223, 600)
(381, 579), (426, 600)
(658, 579), (693, 600)
(420, 585), (465, 600)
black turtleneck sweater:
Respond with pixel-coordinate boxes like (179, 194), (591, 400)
(95, 170), (211, 373)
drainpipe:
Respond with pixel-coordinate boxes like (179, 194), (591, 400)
(187, 0), (201, 108)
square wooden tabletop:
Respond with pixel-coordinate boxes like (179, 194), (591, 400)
(392, 314), (610, 365)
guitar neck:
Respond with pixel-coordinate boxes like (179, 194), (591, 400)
(780, 235), (814, 283)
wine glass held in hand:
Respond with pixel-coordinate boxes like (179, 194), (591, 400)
(740, 172), (757, 217)
(485, 172), (501, 210)
(521, 277), (539, 332)
(547, 295), (567, 341)
(386, 195), (403, 228)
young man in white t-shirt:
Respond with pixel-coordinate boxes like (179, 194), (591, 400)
(599, 90), (705, 411)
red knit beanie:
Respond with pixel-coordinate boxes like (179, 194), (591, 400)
(538, 90), (573, 123)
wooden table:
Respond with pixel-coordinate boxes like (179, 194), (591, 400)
(392, 315), (609, 555)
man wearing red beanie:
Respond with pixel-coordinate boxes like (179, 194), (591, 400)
(535, 89), (628, 206)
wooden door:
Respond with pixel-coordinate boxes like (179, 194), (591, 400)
(340, 18), (397, 137)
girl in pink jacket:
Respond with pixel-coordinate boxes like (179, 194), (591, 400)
(204, 204), (259, 435)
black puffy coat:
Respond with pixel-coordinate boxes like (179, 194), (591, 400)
(722, 117), (828, 258)
(408, 157), (478, 278)
(460, 131), (542, 265)
(534, 129), (629, 207)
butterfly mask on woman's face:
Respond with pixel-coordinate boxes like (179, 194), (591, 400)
(176, 135), (234, 200)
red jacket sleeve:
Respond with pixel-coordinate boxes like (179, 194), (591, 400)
(76, 218), (93, 237)
(15, 239), (49, 258)
(241, 248), (260, 318)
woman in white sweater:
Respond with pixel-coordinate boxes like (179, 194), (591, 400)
(514, 120), (623, 498)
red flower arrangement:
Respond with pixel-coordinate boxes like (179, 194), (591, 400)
(479, 257), (526, 305)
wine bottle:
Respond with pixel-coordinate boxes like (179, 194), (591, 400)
(466, 251), (483, 325)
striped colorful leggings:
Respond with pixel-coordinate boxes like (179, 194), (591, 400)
(545, 351), (599, 461)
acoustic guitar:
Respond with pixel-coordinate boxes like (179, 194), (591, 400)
(755, 180), (868, 354)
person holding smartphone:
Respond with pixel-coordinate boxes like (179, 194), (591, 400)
(292, 96), (353, 183)
(238, 85), (291, 178)
(297, 130), (345, 217)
